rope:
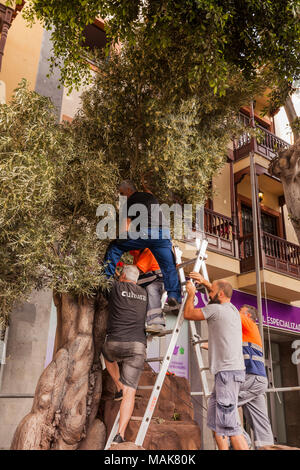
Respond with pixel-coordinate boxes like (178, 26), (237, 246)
(261, 270), (282, 405)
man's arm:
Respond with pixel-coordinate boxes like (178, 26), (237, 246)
(184, 281), (206, 321)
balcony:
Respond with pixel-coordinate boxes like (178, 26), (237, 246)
(235, 112), (290, 161)
(240, 231), (300, 279)
(204, 208), (236, 257)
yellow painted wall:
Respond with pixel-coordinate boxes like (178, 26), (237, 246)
(283, 205), (299, 245)
(212, 162), (231, 217)
(238, 175), (281, 212)
(237, 174), (251, 200)
(0, 13), (43, 102)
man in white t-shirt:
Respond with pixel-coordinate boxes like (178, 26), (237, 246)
(184, 274), (248, 450)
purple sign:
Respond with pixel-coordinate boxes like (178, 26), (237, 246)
(195, 289), (300, 334)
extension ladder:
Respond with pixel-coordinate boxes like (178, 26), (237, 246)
(105, 237), (212, 449)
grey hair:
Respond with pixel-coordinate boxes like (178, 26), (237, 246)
(119, 180), (137, 193)
(242, 304), (258, 322)
(122, 264), (140, 282)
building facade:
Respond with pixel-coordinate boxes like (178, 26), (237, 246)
(0, 3), (299, 449)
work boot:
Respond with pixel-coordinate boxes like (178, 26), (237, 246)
(163, 297), (181, 315)
(111, 433), (126, 445)
(113, 390), (123, 401)
(146, 324), (165, 334)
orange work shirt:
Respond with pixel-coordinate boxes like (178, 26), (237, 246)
(130, 249), (160, 274)
(240, 313), (262, 347)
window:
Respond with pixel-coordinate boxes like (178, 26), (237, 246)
(261, 212), (278, 236)
(241, 204), (278, 237)
(83, 23), (107, 52)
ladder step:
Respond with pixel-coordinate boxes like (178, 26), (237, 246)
(130, 416), (162, 422)
(137, 386), (153, 390)
(147, 329), (173, 337)
(200, 367), (210, 371)
(146, 357), (164, 363)
(176, 258), (197, 269)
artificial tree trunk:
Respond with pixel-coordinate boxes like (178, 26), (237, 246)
(269, 139), (300, 244)
(10, 291), (108, 450)
(284, 95), (300, 141)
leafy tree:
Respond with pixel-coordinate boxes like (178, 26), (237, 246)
(2, 0), (299, 449)
(9, 0), (300, 101)
(1, 34), (262, 446)
(0, 81), (118, 449)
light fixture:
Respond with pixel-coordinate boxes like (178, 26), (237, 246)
(258, 189), (264, 203)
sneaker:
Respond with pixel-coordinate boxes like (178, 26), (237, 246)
(114, 390), (123, 401)
(164, 297), (180, 315)
(111, 433), (126, 445)
(146, 324), (165, 334)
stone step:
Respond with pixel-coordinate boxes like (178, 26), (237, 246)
(125, 419), (201, 450)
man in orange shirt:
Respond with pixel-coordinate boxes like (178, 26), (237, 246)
(238, 305), (274, 449)
(130, 248), (166, 334)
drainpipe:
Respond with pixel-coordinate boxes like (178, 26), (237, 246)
(230, 160), (239, 257)
(0, 326), (9, 391)
(250, 152), (265, 352)
(249, 100), (265, 350)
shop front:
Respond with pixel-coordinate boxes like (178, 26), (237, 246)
(193, 289), (300, 447)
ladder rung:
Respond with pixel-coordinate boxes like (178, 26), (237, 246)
(155, 329), (173, 337)
(130, 416), (161, 421)
(137, 386), (153, 390)
(176, 258), (197, 269)
(193, 339), (208, 344)
(191, 392), (212, 397)
(147, 329), (173, 337)
(146, 357), (164, 363)
(200, 367), (210, 371)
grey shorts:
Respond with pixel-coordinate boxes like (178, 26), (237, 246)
(102, 340), (146, 390)
(207, 370), (245, 437)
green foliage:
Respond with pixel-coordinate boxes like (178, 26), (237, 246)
(7, 0), (300, 103)
(0, 80), (119, 324)
(75, 41), (265, 207)
(1, 3), (297, 324)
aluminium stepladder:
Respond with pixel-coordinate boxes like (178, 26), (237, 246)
(105, 237), (212, 449)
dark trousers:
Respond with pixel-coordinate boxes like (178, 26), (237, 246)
(104, 228), (181, 303)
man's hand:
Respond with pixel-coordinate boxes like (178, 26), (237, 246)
(186, 280), (196, 296)
(189, 272), (205, 284)
(189, 272), (212, 291)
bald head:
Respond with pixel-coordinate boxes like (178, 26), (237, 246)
(119, 180), (137, 197)
(208, 279), (233, 304)
(215, 280), (233, 299)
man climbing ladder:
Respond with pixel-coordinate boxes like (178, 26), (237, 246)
(105, 237), (211, 449)
(103, 180), (181, 310)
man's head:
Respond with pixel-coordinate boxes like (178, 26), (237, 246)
(208, 279), (233, 304)
(119, 264), (140, 283)
(119, 180), (137, 198)
(240, 304), (258, 322)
